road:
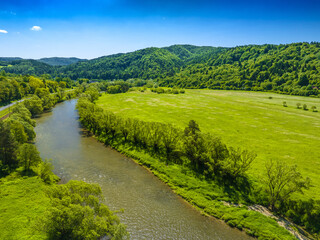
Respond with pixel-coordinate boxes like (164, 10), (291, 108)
(0, 99), (25, 112)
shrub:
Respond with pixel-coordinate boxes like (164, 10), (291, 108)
(172, 89), (179, 94)
(311, 106), (317, 112)
(283, 101), (287, 107)
(303, 104), (308, 110)
(296, 103), (301, 109)
(156, 88), (165, 94)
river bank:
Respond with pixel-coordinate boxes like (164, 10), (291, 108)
(75, 96), (299, 239)
(94, 134), (297, 239)
(35, 99), (255, 239)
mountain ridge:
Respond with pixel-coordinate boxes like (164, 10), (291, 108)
(1, 42), (319, 96)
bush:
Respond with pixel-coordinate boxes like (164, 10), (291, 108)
(303, 104), (308, 110)
(156, 88), (165, 94)
(296, 103), (301, 109)
(42, 181), (128, 240)
(172, 89), (179, 94)
(283, 101), (287, 107)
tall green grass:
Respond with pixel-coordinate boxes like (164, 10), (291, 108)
(97, 89), (320, 200)
(0, 176), (50, 239)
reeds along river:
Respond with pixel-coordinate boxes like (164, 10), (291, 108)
(35, 99), (252, 240)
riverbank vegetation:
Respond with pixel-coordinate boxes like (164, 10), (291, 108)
(97, 90), (320, 200)
(77, 91), (319, 239)
(0, 85), (128, 239)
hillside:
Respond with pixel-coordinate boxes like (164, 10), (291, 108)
(1, 43), (319, 96)
(0, 59), (55, 75)
(57, 47), (185, 80)
(0, 57), (23, 62)
(160, 43), (320, 96)
(56, 42), (320, 96)
(56, 45), (226, 80)
(38, 57), (87, 66)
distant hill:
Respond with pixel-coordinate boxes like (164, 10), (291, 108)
(0, 59), (54, 75)
(38, 57), (87, 66)
(0, 43), (319, 96)
(56, 47), (186, 80)
(56, 45), (227, 80)
(0, 57), (23, 62)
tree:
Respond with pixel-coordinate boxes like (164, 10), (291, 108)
(28, 76), (45, 93)
(184, 120), (200, 136)
(35, 87), (56, 110)
(42, 181), (128, 240)
(264, 160), (311, 211)
(7, 119), (28, 144)
(183, 120), (206, 171)
(37, 159), (58, 184)
(296, 103), (301, 109)
(222, 148), (256, 180)
(11, 103), (35, 126)
(17, 143), (42, 172)
(85, 87), (100, 102)
(302, 104), (308, 110)
(24, 96), (43, 117)
(161, 124), (180, 163)
(0, 121), (18, 167)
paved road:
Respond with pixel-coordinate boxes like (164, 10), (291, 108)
(0, 99), (25, 112)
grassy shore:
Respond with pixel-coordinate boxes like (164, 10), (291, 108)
(97, 89), (320, 200)
(89, 131), (295, 239)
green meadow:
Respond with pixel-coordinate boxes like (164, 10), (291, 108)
(97, 89), (320, 200)
(0, 176), (50, 239)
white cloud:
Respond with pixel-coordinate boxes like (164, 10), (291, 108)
(31, 26), (42, 31)
(0, 30), (8, 34)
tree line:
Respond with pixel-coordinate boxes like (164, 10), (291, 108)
(76, 93), (320, 235)
(0, 71), (74, 105)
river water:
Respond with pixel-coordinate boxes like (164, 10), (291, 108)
(35, 99), (252, 240)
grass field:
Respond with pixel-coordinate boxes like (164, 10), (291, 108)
(97, 89), (320, 200)
(0, 176), (50, 239)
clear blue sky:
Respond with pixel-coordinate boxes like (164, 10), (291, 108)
(1, 0), (320, 59)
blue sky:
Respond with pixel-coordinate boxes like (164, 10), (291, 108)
(1, 0), (320, 59)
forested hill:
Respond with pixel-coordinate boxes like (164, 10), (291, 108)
(1, 42), (320, 96)
(0, 57), (23, 62)
(0, 59), (55, 75)
(0, 57), (86, 75)
(38, 57), (87, 66)
(159, 42), (320, 96)
(56, 45), (224, 80)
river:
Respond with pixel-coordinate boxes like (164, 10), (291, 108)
(35, 99), (252, 240)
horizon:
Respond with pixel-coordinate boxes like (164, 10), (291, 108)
(1, 0), (320, 59)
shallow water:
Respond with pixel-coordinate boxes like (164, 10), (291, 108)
(35, 99), (252, 240)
